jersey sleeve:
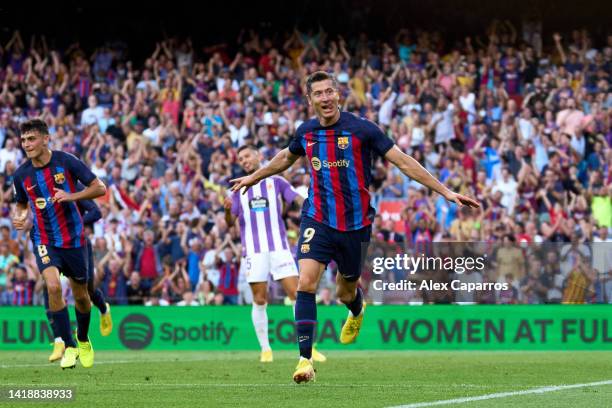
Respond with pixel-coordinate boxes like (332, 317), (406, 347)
(365, 119), (394, 157)
(78, 199), (102, 225)
(64, 153), (97, 186)
(288, 127), (305, 156)
(230, 192), (240, 216)
(12, 174), (28, 204)
(275, 177), (298, 203)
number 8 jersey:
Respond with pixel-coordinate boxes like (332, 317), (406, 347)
(12, 151), (97, 248)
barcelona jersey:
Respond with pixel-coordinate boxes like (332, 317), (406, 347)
(288, 112), (394, 231)
(13, 151), (97, 248)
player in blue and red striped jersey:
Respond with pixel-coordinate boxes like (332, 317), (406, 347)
(230, 71), (479, 383)
(12, 119), (107, 370)
(44, 183), (113, 363)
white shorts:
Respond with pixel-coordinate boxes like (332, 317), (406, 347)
(241, 250), (298, 283)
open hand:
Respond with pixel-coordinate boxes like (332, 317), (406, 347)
(229, 174), (258, 194)
(445, 191), (480, 208)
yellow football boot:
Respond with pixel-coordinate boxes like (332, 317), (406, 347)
(48, 341), (65, 363)
(60, 347), (78, 370)
(260, 349), (273, 363)
(78, 338), (94, 368)
(312, 345), (327, 362)
(292, 358), (315, 384)
(340, 302), (366, 344)
(100, 303), (113, 336)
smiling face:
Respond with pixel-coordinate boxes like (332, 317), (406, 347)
(21, 131), (49, 161)
(307, 78), (340, 125)
(237, 147), (260, 174)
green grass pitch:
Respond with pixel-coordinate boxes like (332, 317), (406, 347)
(0, 351), (610, 407)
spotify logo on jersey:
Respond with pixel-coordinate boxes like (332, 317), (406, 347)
(311, 157), (350, 171)
(119, 314), (154, 350)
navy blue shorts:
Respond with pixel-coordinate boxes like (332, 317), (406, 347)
(34, 244), (89, 284)
(296, 217), (371, 282)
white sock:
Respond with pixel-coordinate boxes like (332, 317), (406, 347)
(54, 337), (64, 343)
(252, 303), (270, 351)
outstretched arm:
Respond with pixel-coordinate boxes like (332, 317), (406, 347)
(385, 146), (479, 208)
(229, 148), (300, 193)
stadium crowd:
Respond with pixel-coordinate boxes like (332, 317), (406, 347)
(0, 20), (611, 306)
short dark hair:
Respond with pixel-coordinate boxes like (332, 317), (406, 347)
(20, 119), (49, 136)
(236, 145), (258, 155)
(305, 71), (338, 96)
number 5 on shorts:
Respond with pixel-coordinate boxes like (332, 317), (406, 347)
(303, 227), (315, 243)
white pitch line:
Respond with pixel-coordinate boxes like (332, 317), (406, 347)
(387, 379), (612, 408)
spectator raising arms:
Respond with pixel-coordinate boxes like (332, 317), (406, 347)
(0, 24), (610, 306)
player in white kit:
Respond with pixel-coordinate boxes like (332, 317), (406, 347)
(225, 145), (326, 363)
